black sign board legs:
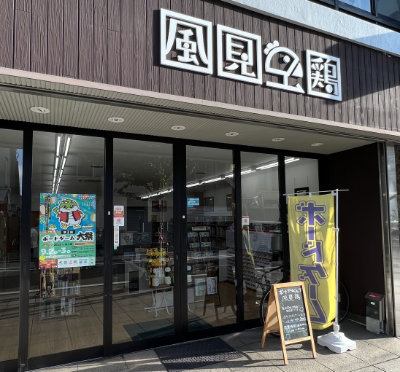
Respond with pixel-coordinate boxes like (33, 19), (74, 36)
(261, 282), (316, 365)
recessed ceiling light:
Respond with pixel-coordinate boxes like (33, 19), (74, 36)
(272, 137), (285, 142)
(225, 132), (239, 137)
(171, 125), (186, 131)
(30, 106), (50, 114)
(311, 142), (324, 147)
(108, 117), (124, 123)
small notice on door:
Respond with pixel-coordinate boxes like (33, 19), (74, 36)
(114, 226), (119, 249)
(114, 205), (125, 227)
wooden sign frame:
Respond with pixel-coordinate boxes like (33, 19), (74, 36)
(261, 281), (316, 365)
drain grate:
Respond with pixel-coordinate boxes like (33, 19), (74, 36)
(155, 337), (243, 371)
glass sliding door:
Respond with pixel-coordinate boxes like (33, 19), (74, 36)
(241, 152), (283, 320)
(186, 146), (236, 330)
(29, 132), (104, 357)
(112, 139), (174, 343)
(0, 129), (23, 362)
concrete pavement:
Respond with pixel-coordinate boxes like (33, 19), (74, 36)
(31, 319), (400, 371)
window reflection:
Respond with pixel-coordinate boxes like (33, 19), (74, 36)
(29, 132), (104, 358)
(186, 146), (236, 330)
(112, 139), (174, 344)
(241, 152), (283, 320)
(0, 129), (22, 362)
(376, 0), (400, 22)
(340, 0), (371, 12)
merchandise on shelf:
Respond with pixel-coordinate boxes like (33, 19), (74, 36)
(39, 267), (80, 319)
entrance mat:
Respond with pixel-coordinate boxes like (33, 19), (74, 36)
(155, 337), (243, 371)
(124, 316), (211, 341)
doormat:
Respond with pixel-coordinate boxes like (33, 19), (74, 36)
(124, 316), (212, 341)
(155, 337), (243, 371)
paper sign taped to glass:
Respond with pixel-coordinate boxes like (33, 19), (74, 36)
(288, 194), (336, 330)
(39, 193), (96, 268)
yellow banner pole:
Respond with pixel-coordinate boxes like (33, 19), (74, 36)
(316, 189), (356, 353)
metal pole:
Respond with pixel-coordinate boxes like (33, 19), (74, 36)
(283, 188), (349, 197)
(316, 189), (356, 352)
(334, 189), (340, 334)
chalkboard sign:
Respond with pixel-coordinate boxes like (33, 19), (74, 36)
(261, 281), (316, 365)
(277, 285), (309, 341)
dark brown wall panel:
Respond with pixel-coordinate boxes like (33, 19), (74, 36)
(377, 53), (386, 129)
(107, 0), (121, 86)
(278, 22), (289, 115)
(48, 0), (64, 76)
(193, 0), (205, 100)
(121, 0), (135, 88)
(370, 50), (380, 128)
(31, 0), (48, 74)
(63, 0), (79, 78)
(79, 0), (94, 81)
(351, 44), (361, 125)
(223, 5), (236, 106)
(234, 9), (245, 108)
(181, 0), (195, 98)
(203, 0), (215, 102)
(326, 38), (336, 122)
(345, 43), (355, 124)
(214, 4), (225, 104)
(14, 0), (31, 71)
(383, 55), (392, 131)
(2, 0), (400, 133)
(243, 12), (254, 109)
(253, 14), (263, 110)
(169, 0), (182, 96)
(260, 14), (271, 112)
(0, 0), (14, 68)
(93, 0), (108, 84)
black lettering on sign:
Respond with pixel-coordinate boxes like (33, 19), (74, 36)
(277, 286), (309, 341)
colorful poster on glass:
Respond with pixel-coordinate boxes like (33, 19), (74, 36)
(39, 193), (96, 268)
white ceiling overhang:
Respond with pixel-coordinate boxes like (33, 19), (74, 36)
(0, 67), (394, 155)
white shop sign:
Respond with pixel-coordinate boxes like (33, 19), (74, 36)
(160, 9), (341, 101)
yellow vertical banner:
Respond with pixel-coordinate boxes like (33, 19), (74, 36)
(288, 194), (336, 330)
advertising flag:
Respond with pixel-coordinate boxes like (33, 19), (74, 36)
(39, 193), (96, 268)
(288, 194), (336, 330)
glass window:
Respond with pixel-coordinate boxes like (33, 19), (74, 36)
(186, 146), (235, 330)
(340, 0), (371, 12)
(112, 139), (173, 344)
(376, 0), (400, 22)
(0, 129), (23, 362)
(241, 152), (283, 320)
(29, 132), (104, 358)
(285, 157), (319, 195)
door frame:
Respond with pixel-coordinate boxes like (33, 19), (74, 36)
(0, 118), (324, 371)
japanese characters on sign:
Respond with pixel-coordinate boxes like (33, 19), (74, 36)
(306, 50), (342, 101)
(217, 25), (262, 84)
(288, 194), (336, 330)
(160, 8), (213, 74)
(295, 200), (328, 325)
(160, 9), (341, 101)
(264, 40), (305, 94)
(39, 193), (96, 268)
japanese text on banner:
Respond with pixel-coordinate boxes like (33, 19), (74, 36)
(288, 194), (336, 330)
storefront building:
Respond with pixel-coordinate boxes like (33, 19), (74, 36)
(1, 0), (400, 370)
